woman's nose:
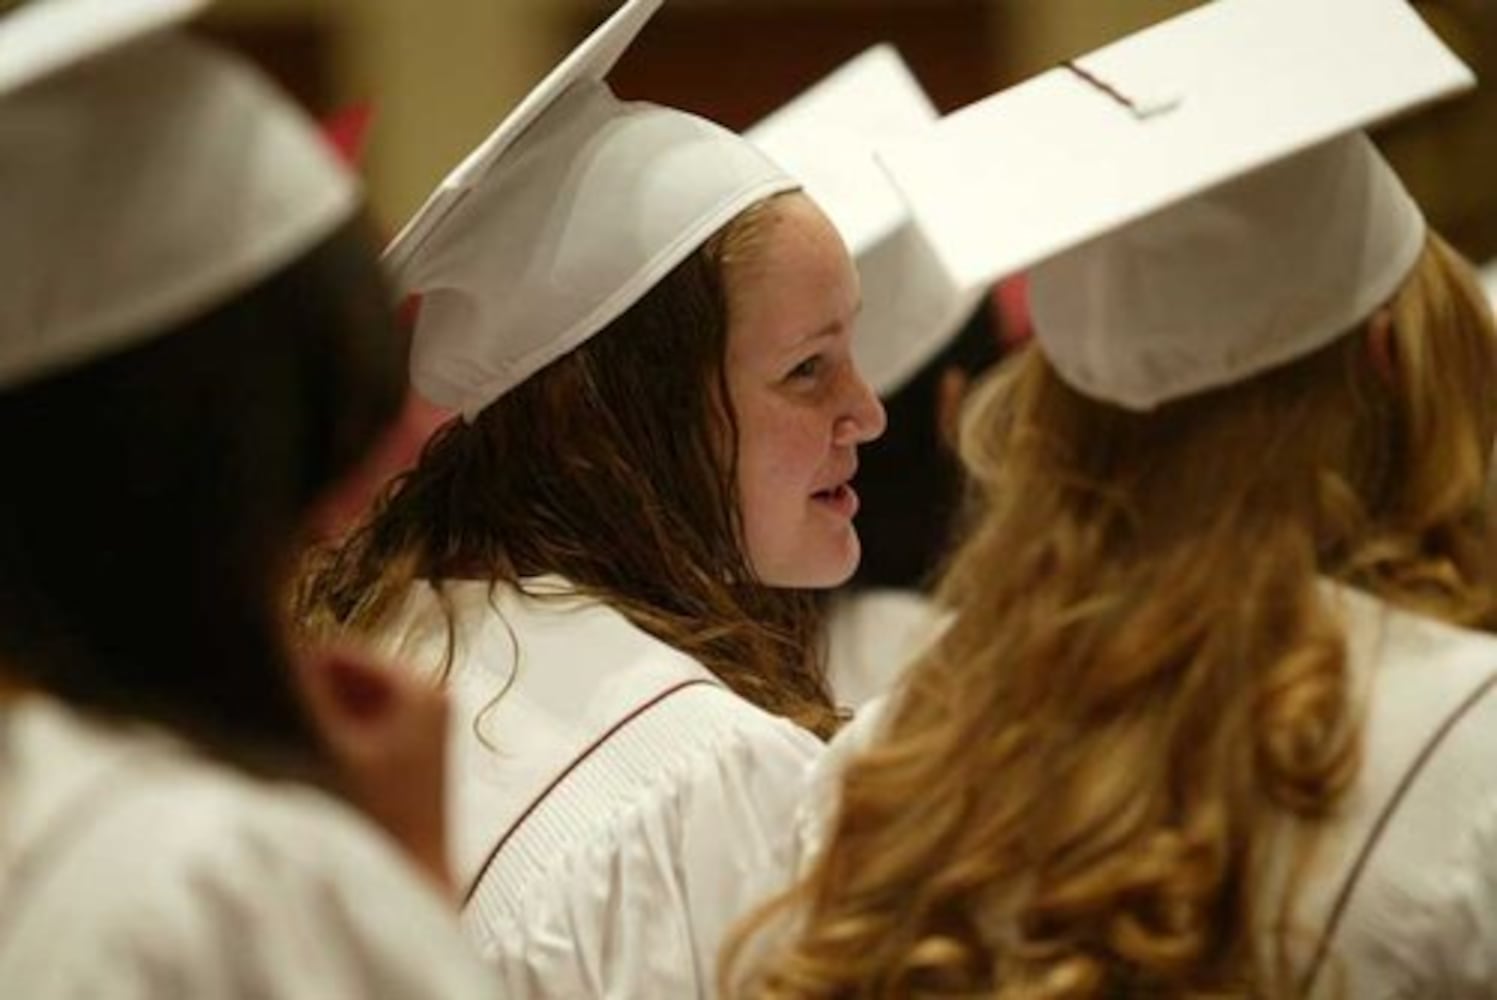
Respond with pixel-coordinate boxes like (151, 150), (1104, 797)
(833, 368), (887, 446)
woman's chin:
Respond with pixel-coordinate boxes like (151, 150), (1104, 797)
(754, 531), (862, 590)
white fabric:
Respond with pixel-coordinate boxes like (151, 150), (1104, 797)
(376, 577), (824, 998)
(388, 0), (796, 420)
(798, 587), (1497, 995)
(0, 14), (359, 391)
(747, 46), (984, 396)
(0, 0), (206, 93)
(823, 588), (945, 710)
(876, 0), (1472, 409)
(1030, 135), (1425, 409)
(0, 695), (495, 998)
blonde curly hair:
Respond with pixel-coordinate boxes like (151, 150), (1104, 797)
(726, 233), (1497, 998)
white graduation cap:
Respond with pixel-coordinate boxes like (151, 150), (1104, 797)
(389, 0), (799, 420)
(0, 0), (203, 92)
(748, 46), (985, 397)
(877, 0), (1475, 410)
(0, 0), (359, 391)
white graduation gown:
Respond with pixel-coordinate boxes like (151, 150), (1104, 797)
(377, 577), (824, 998)
(803, 585), (1497, 997)
(0, 695), (495, 999)
(822, 588), (945, 710)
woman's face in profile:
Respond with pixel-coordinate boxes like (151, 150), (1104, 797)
(723, 194), (887, 589)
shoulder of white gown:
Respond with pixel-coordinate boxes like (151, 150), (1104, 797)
(0, 697), (492, 998)
(790, 693), (897, 865)
(465, 681), (822, 996)
(467, 680), (822, 923)
(1291, 587), (1497, 996)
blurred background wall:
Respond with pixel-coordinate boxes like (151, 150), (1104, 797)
(205, 0), (1496, 262)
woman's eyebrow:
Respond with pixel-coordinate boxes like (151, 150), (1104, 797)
(783, 301), (864, 353)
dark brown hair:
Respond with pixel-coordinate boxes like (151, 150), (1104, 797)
(0, 217), (405, 775)
(297, 199), (838, 738)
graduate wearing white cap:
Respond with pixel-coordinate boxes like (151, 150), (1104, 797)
(295, 0), (886, 995)
(728, 0), (1497, 995)
(0, 2), (495, 995)
(748, 46), (994, 710)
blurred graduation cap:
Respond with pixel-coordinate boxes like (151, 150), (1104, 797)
(0, 0), (359, 390)
(388, 0), (798, 420)
(877, 0), (1475, 410)
(748, 46), (986, 397)
(0, 0), (202, 92)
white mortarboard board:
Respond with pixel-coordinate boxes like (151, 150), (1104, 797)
(0, 0), (359, 392)
(389, 0), (799, 421)
(748, 46), (986, 397)
(877, 0), (1475, 410)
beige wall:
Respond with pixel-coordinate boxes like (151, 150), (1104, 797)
(206, 0), (1216, 225)
(201, 0), (1494, 257)
(208, 0), (1216, 225)
(994, 0), (1203, 79)
(213, 0), (572, 226)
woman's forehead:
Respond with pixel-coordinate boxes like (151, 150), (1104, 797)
(725, 221), (858, 355)
(726, 197), (854, 296)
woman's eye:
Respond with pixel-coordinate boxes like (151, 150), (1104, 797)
(787, 356), (824, 381)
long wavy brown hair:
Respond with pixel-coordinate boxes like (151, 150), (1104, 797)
(726, 233), (1497, 996)
(295, 195), (839, 739)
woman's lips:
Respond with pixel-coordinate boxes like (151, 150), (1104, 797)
(811, 481), (859, 519)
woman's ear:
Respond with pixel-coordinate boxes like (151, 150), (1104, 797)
(294, 646), (454, 895)
(1366, 308), (1399, 389)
